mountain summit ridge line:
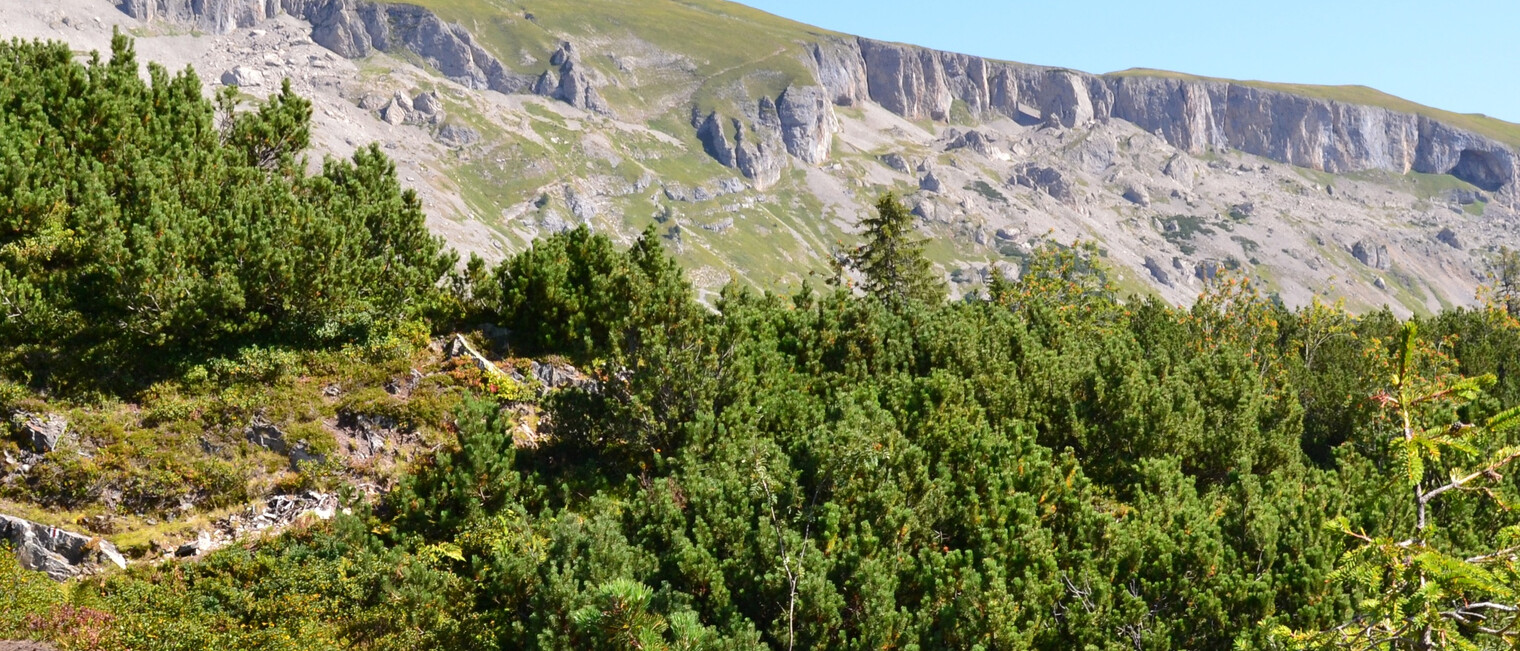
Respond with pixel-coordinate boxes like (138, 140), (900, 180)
(114, 0), (1520, 202)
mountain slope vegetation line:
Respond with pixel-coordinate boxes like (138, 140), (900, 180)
(91, 0), (1520, 315)
(6, 34), (1520, 651)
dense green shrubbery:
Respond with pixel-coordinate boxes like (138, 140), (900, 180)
(0, 34), (453, 393)
(8, 34), (1520, 651)
(19, 228), (1515, 650)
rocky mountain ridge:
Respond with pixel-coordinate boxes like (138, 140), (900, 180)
(18, 0), (1510, 314)
(113, 0), (1520, 203)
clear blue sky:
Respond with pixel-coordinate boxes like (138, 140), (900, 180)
(734, 0), (1520, 124)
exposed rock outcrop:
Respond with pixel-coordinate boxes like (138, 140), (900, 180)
(12, 413), (68, 453)
(119, 1), (1520, 194)
(1010, 163), (1074, 203)
(0, 514), (126, 581)
(733, 99), (785, 189)
(161, 492), (338, 561)
(919, 169), (943, 193)
(219, 65), (265, 87)
(879, 152), (911, 173)
(435, 122), (481, 147)
(1436, 227), (1463, 250)
(115, 0), (279, 34)
(695, 98), (788, 189)
(1352, 240), (1392, 270)
(828, 36), (1518, 193)
(1144, 256), (1173, 287)
(116, 0), (1520, 196)
(244, 417), (324, 470)
(810, 38), (870, 106)
(775, 85), (838, 164)
(696, 112), (737, 167)
(693, 84), (837, 186)
(536, 42), (610, 115)
(858, 38), (955, 121)
(120, 0), (541, 98)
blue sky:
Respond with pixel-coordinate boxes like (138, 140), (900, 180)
(734, 0), (1520, 124)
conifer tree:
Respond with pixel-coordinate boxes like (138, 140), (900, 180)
(0, 33), (452, 391)
(848, 193), (943, 306)
(1277, 322), (1520, 649)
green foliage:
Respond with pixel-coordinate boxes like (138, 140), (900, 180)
(481, 225), (696, 360)
(62, 511), (493, 651)
(10, 230), (1520, 650)
(0, 34), (453, 393)
(847, 194), (945, 306)
(964, 179), (1007, 203)
(0, 544), (65, 640)
(1276, 322), (1520, 649)
(392, 396), (524, 536)
(6, 35), (1520, 651)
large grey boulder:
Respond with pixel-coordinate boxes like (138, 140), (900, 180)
(1010, 164), (1074, 203)
(919, 169), (944, 193)
(1144, 256), (1173, 287)
(945, 129), (997, 156)
(879, 153), (911, 173)
(1436, 227), (1463, 250)
(15, 413), (68, 453)
(0, 514), (125, 581)
(412, 91), (442, 115)
(380, 99), (409, 125)
(219, 66), (265, 88)
(1121, 184), (1151, 207)
(435, 122), (481, 147)
(1351, 240), (1392, 270)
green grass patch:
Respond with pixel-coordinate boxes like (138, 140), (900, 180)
(964, 180), (1008, 203)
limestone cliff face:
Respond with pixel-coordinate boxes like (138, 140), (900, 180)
(116, 0), (588, 109)
(776, 85), (838, 164)
(116, 0), (279, 34)
(695, 85), (839, 189)
(812, 37), (1518, 194)
(116, 0), (1518, 195)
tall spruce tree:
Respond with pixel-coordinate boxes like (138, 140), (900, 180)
(848, 193), (943, 306)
